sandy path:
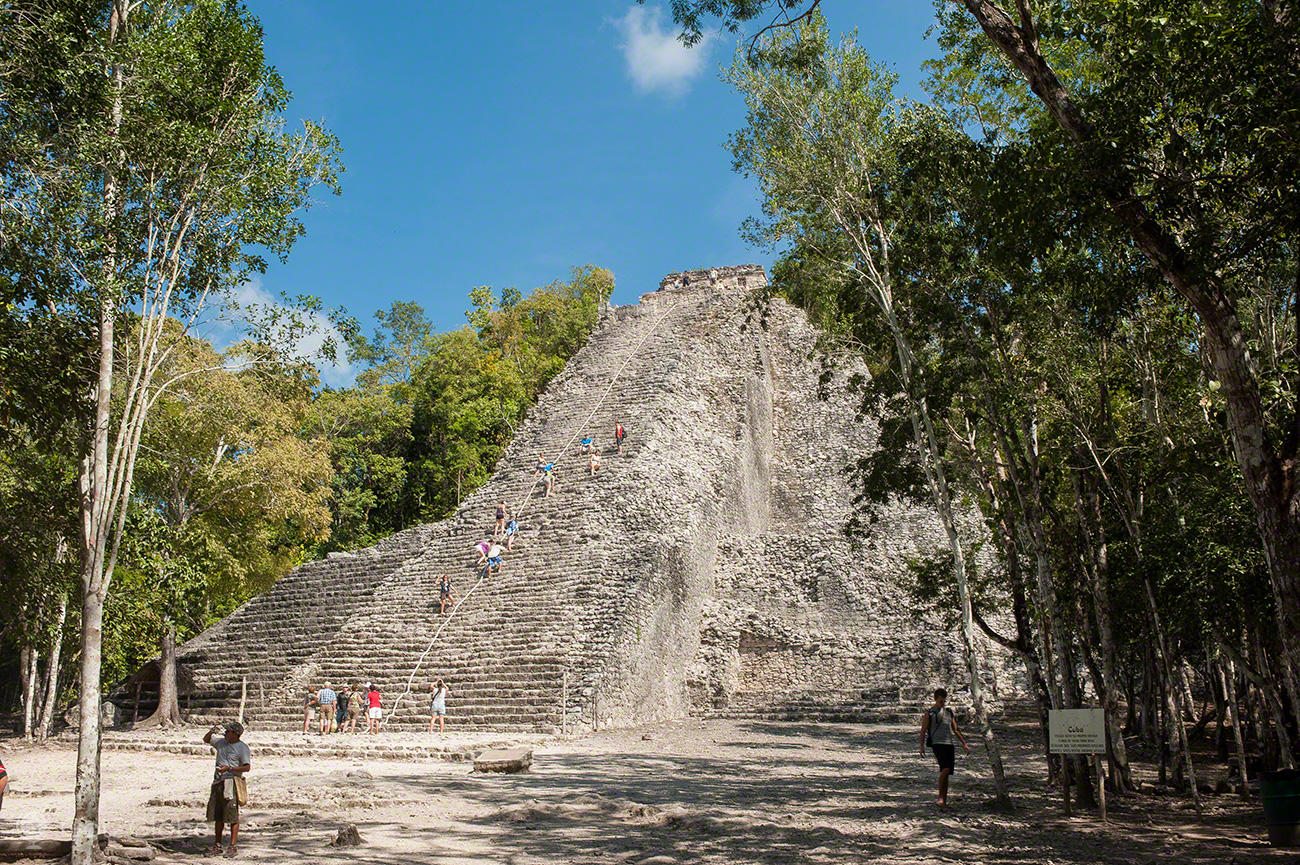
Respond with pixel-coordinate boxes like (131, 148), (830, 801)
(0, 716), (1288, 864)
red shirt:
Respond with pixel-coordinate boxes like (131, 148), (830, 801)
(367, 690), (381, 708)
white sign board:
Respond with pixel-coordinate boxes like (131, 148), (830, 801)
(1049, 708), (1106, 754)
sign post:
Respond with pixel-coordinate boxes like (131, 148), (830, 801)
(1049, 708), (1108, 821)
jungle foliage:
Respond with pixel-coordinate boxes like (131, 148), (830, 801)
(709, 0), (1300, 804)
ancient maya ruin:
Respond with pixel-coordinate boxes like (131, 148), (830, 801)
(118, 266), (1015, 732)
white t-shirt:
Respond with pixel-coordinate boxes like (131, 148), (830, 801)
(211, 738), (251, 781)
(927, 707), (955, 746)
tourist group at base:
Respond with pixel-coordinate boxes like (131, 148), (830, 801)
(302, 679), (450, 735)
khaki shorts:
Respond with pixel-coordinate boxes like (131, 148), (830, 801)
(206, 781), (238, 824)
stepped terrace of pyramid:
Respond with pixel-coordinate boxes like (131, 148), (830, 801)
(120, 265), (1018, 733)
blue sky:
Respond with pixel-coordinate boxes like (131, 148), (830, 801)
(244, 1), (941, 383)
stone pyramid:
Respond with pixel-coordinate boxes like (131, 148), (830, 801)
(162, 266), (1010, 732)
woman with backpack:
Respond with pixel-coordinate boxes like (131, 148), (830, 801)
(919, 687), (969, 807)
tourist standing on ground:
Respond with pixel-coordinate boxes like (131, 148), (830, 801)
(439, 574), (456, 614)
(614, 421), (625, 454)
(203, 721), (250, 858)
(366, 683), (382, 734)
(429, 680), (448, 733)
(919, 688), (969, 807)
(343, 684), (360, 733)
(504, 517), (519, 551)
(336, 685), (352, 734)
(301, 688), (316, 734)
(316, 683), (336, 734)
(494, 501), (507, 537)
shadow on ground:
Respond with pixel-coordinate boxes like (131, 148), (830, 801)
(269, 719), (1280, 865)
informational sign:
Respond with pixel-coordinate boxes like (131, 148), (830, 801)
(1048, 708), (1106, 754)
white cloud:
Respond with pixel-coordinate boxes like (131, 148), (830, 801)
(202, 278), (356, 388)
(617, 5), (714, 96)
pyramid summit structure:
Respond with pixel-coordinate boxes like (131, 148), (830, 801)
(144, 265), (1013, 732)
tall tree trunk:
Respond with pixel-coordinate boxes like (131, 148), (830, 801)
(1073, 468), (1134, 790)
(137, 622), (182, 727)
(1143, 643), (1159, 748)
(928, 436), (1013, 809)
(965, 423), (1055, 767)
(72, 584), (107, 862)
(998, 421), (1090, 796)
(1247, 680), (1267, 765)
(1006, 554), (1054, 763)
(958, 0), (1300, 731)
(995, 423), (1068, 706)
(859, 247), (1013, 806)
(1124, 668), (1136, 735)
(1211, 657), (1228, 760)
(1058, 639), (1097, 808)
(1143, 575), (1201, 812)
(1251, 628), (1297, 769)
(1221, 658), (1250, 798)
(1179, 661), (1198, 724)
(73, 3), (128, 862)
(21, 647), (37, 740)
(73, 290), (116, 861)
(889, 338), (1011, 806)
(37, 592), (68, 740)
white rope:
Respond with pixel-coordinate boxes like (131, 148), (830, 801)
(382, 294), (686, 726)
(512, 295), (684, 522)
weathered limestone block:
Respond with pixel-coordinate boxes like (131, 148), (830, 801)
(474, 747), (533, 773)
(104, 841), (154, 861)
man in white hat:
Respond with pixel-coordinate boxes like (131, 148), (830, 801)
(203, 720), (250, 857)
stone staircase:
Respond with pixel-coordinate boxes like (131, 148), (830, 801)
(694, 687), (932, 724)
(152, 267), (761, 731)
(98, 729), (549, 763)
(119, 265), (1018, 736)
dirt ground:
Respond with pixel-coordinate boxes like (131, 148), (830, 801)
(0, 714), (1290, 864)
